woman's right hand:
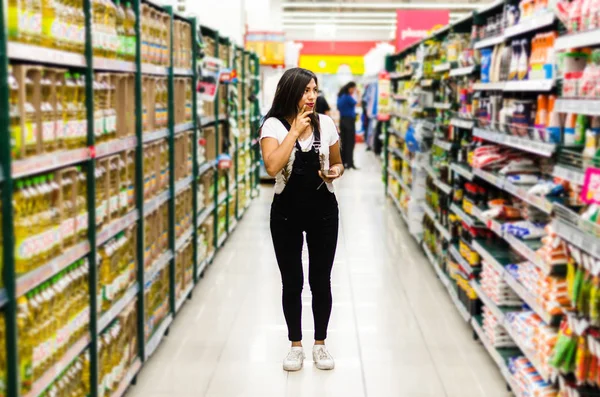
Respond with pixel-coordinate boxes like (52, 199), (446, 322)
(290, 106), (312, 137)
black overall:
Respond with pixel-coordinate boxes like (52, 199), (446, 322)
(270, 119), (339, 342)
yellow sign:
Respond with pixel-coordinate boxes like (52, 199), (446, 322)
(299, 55), (364, 75)
(245, 32), (285, 66)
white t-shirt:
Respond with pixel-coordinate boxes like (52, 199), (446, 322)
(261, 114), (339, 194)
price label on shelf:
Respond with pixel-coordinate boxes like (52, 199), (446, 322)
(581, 167), (600, 205)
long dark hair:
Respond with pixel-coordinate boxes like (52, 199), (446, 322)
(261, 68), (320, 138)
(337, 81), (356, 97)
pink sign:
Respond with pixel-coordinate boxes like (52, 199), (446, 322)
(581, 167), (600, 205)
(396, 10), (450, 52)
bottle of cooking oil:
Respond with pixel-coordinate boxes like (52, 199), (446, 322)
(105, 79), (117, 141)
(24, 73), (38, 157)
(41, 0), (57, 48)
(64, 72), (76, 149)
(126, 152), (135, 210)
(40, 72), (56, 153)
(54, 74), (64, 152)
(7, 0), (26, 42)
(105, 0), (118, 59)
(16, 296), (33, 394)
(125, 1), (136, 61)
(115, 0), (125, 59)
(13, 180), (28, 274)
(76, 167), (88, 241)
(9, 66), (22, 159)
(93, 76), (104, 143)
(74, 0), (86, 53)
(92, 0), (104, 57)
(109, 160), (119, 219)
(75, 73), (87, 147)
(119, 156), (127, 215)
(30, 0), (43, 45)
(47, 174), (62, 257)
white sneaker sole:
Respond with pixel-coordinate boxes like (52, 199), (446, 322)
(314, 361), (335, 370)
(283, 362), (304, 372)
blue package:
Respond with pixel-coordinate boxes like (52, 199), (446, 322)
(480, 49), (493, 83)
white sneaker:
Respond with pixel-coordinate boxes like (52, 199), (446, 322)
(283, 347), (305, 371)
(313, 345), (335, 370)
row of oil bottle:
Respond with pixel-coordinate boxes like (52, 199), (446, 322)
(7, 0), (192, 69)
(10, 64), (193, 160)
(12, 129), (192, 278)
(10, 178), (211, 395)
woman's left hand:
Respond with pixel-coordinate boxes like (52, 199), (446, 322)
(319, 166), (342, 183)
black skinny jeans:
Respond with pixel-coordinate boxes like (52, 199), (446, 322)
(270, 209), (339, 342)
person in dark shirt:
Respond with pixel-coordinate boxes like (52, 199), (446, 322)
(336, 82), (358, 169)
(316, 91), (330, 115)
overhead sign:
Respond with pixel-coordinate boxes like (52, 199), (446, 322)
(245, 32), (285, 66)
(396, 10), (449, 52)
(299, 55), (364, 75)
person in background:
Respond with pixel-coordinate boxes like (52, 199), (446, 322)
(316, 90), (330, 115)
(260, 68), (343, 372)
(337, 82), (358, 169)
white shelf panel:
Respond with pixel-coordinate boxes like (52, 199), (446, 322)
(504, 12), (555, 39)
(554, 98), (600, 116)
(473, 128), (556, 157)
(449, 65), (476, 77)
(555, 28), (600, 50)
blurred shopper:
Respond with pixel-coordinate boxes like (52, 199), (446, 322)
(316, 90), (331, 115)
(260, 68), (344, 372)
(337, 82), (358, 169)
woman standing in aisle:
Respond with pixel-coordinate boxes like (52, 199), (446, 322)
(337, 82), (358, 169)
(260, 68), (343, 372)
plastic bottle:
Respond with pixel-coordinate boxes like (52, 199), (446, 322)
(41, 0), (57, 47)
(26, 0), (43, 45)
(92, 0), (104, 57)
(115, 0), (126, 59)
(64, 72), (77, 149)
(40, 72), (56, 153)
(584, 116), (600, 160)
(16, 296), (33, 394)
(125, 2), (136, 61)
(55, 74), (65, 151)
(569, 0), (583, 33)
(9, 66), (22, 159)
(75, 73), (87, 147)
(518, 39), (529, 80)
(93, 76), (105, 142)
(564, 113), (577, 145)
(106, 78), (117, 140)
(24, 74), (38, 157)
(535, 95), (548, 141)
(575, 114), (588, 145)
(7, 0), (26, 42)
(106, 0), (118, 58)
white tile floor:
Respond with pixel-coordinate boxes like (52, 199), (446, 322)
(127, 146), (510, 397)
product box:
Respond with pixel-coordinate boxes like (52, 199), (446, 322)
(201, 170), (214, 206)
(203, 126), (217, 161)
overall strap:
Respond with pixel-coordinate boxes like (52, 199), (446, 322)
(277, 116), (321, 152)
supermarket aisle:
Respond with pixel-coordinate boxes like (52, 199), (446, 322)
(127, 145), (509, 397)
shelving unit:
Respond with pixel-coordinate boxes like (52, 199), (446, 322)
(0, 3), (261, 396)
(382, 2), (597, 394)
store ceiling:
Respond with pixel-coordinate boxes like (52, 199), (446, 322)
(282, 0), (491, 41)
